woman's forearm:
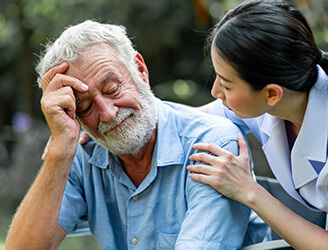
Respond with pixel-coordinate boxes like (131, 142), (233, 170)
(246, 184), (328, 249)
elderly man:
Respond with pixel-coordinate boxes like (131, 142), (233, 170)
(6, 20), (251, 249)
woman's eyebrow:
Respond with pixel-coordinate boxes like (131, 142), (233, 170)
(217, 72), (232, 83)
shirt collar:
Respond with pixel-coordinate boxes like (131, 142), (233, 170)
(154, 98), (185, 167)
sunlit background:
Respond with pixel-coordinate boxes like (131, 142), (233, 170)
(0, 0), (327, 248)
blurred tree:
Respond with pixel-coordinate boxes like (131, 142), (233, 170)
(0, 0), (214, 126)
(0, 0), (327, 217)
(0, 0), (327, 248)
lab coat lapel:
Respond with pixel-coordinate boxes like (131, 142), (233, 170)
(291, 68), (328, 189)
(260, 67), (328, 206)
(260, 114), (306, 204)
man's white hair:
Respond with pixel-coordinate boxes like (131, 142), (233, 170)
(36, 20), (138, 87)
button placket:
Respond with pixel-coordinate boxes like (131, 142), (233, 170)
(127, 193), (142, 247)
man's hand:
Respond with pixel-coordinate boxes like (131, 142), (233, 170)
(42, 131), (91, 160)
(6, 63), (90, 250)
(41, 63), (89, 147)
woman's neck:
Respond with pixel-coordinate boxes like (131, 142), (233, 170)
(268, 88), (309, 132)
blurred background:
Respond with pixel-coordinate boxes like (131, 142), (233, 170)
(0, 0), (327, 248)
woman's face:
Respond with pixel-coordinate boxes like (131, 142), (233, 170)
(211, 46), (269, 118)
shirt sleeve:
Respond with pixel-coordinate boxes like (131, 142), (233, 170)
(175, 139), (250, 250)
(58, 153), (87, 233)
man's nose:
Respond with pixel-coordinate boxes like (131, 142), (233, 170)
(95, 95), (118, 123)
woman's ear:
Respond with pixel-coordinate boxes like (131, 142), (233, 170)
(136, 53), (149, 84)
(265, 84), (283, 106)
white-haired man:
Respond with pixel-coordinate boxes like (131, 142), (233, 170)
(6, 20), (256, 249)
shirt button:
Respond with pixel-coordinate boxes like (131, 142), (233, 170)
(132, 194), (139, 201)
(131, 237), (138, 245)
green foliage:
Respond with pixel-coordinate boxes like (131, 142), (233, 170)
(0, 0), (327, 246)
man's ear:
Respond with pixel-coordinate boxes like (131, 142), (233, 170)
(265, 84), (283, 106)
(136, 53), (149, 84)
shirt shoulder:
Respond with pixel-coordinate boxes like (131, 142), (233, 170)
(161, 101), (241, 144)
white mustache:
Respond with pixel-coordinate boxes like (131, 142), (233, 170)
(98, 108), (134, 134)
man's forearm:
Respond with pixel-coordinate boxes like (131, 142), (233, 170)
(6, 141), (76, 249)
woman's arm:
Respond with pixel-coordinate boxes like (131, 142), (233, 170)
(187, 134), (328, 249)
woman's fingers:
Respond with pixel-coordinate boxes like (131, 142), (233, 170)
(187, 134), (254, 202)
(189, 171), (213, 186)
(187, 163), (215, 175)
(192, 142), (229, 156)
(237, 133), (249, 160)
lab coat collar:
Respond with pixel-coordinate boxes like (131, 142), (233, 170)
(259, 66), (328, 204)
(260, 114), (302, 202)
(291, 66), (328, 188)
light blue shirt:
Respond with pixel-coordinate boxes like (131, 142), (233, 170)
(58, 99), (251, 249)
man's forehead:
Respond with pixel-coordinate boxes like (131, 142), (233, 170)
(65, 45), (120, 78)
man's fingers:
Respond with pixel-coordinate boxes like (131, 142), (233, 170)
(41, 63), (89, 94)
(44, 74), (89, 94)
(41, 63), (69, 91)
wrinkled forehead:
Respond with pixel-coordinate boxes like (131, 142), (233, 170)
(65, 44), (123, 78)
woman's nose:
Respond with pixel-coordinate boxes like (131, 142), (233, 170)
(211, 79), (225, 100)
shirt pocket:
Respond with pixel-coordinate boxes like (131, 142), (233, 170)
(157, 232), (178, 249)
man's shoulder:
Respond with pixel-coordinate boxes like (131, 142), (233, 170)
(160, 101), (241, 141)
(162, 101), (237, 126)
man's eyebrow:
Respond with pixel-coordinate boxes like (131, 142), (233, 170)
(76, 97), (84, 105)
(76, 72), (115, 105)
(100, 72), (113, 86)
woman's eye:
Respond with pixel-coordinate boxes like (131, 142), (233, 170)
(220, 81), (230, 90)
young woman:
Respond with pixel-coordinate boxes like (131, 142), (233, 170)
(187, 0), (328, 249)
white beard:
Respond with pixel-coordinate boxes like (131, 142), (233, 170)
(81, 84), (157, 155)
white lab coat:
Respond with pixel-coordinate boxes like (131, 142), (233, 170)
(209, 66), (328, 212)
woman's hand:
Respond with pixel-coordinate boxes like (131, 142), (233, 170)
(187, 134), (258, 204)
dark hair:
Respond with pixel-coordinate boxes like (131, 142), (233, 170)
(210, 0), (328, 91)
